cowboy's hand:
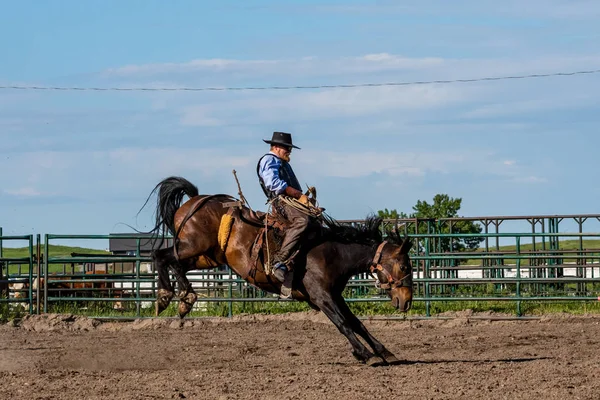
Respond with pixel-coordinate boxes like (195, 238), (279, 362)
(298, 194), (310, 206)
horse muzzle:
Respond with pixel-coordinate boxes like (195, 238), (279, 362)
(391, 286), (413, 312)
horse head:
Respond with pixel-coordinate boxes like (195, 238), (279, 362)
(370, 232), (413, 312)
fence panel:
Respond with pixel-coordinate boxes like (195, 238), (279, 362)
(3, 224), (600, 319)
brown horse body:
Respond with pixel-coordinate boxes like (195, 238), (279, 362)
(146, 177), (413, 366)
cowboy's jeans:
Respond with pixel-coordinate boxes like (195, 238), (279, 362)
(273, 204), (310, 268)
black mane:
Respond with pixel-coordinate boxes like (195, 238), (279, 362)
(320, 213), (407, 247)
(321, 214), (380, 245)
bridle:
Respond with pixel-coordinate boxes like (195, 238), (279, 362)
(369, 241), (412, 290)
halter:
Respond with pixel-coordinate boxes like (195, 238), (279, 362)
(369, 241), (412, 290)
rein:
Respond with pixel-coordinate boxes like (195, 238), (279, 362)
(369, 241), (412, 290)
(276, 195), (324, 219)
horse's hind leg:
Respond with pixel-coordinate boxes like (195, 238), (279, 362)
(154, 247), (202, 318)
(154, 247), (176, 316)
(174, 253), (223, 319)
(173, 258), (199, 319)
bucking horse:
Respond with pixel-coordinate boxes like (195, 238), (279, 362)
(142, 176), (414, 366)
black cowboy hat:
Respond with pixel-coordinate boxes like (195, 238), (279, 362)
(263, 131), (300, 149)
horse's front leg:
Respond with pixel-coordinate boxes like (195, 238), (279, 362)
(314, 294), (386, 366)
(337, 296), (401, 364)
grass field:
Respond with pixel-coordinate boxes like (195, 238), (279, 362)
(1, 245), (112, 274)
(1, 245), (109, 259)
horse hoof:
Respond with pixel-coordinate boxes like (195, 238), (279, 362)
(155, 300), (169, 316)
(381, 351), (401, 365)
(178, 303), (192, 319)
(177, 292), (197, 318)
(178, 308), (192, 319)
(155, 289), (174, 316)
(366, 356), (387, 367)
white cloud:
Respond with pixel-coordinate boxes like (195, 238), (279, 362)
(96, 147), (548, 187)
(103, 58), (281, 77)
(297, 151), (427, 178)
(305, 1), (600, 20)
(0, 147), (254, 197)
(492, 0), (600, 19)
(100, 57), (248, 76)
(102, 53), (445, 80)
(91, 51), (600, 129)
(462, 91), (596, 119)
(0, 145), (545, 207)
(101, 53), (600, 86)
(512, 175), (548, 184)
(494, 159), (548, 184)
(178, 83), (478, 126)
(294, 149), (535, 181)
(3, 187), (42, 197)
(104, 148), (252, 183)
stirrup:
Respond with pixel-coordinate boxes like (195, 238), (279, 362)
(275, 263), (293, 299)
(272, 262), (288, 283)
(280, 272), (293, 299)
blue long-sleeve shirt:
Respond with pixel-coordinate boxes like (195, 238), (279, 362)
(257, 152), (288, 195)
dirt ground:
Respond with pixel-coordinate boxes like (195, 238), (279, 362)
(1, 311), (599, 400)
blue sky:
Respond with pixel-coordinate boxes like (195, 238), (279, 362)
(1, 0), (600, 249)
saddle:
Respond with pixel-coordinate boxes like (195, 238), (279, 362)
(246, 208), (290, 269)
(218, 204), (289, 259)
(245, 208), (290, 230)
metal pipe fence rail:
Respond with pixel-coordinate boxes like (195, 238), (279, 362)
(2, 230), (600, 319)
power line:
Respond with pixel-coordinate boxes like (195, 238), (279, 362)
(1, 68), (599, 92)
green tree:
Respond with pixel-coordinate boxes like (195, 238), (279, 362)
(376, 208), (408, 220)
(378, 194), (484, 262)
(411, 194), (483, 254)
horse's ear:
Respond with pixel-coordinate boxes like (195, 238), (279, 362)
(400, 235), (412, 254)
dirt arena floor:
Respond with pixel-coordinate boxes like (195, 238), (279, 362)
(1, 311), (599, 400)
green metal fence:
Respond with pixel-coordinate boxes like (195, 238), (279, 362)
(0, 229), (36, 314)
(409, 232), (600, 317)
(2, 223), (600, 319)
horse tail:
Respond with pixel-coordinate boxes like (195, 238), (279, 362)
(137, 176), (199, 241)
(156, 176), (199, 236)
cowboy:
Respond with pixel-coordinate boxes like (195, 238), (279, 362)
(256, 131), (311, 283)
